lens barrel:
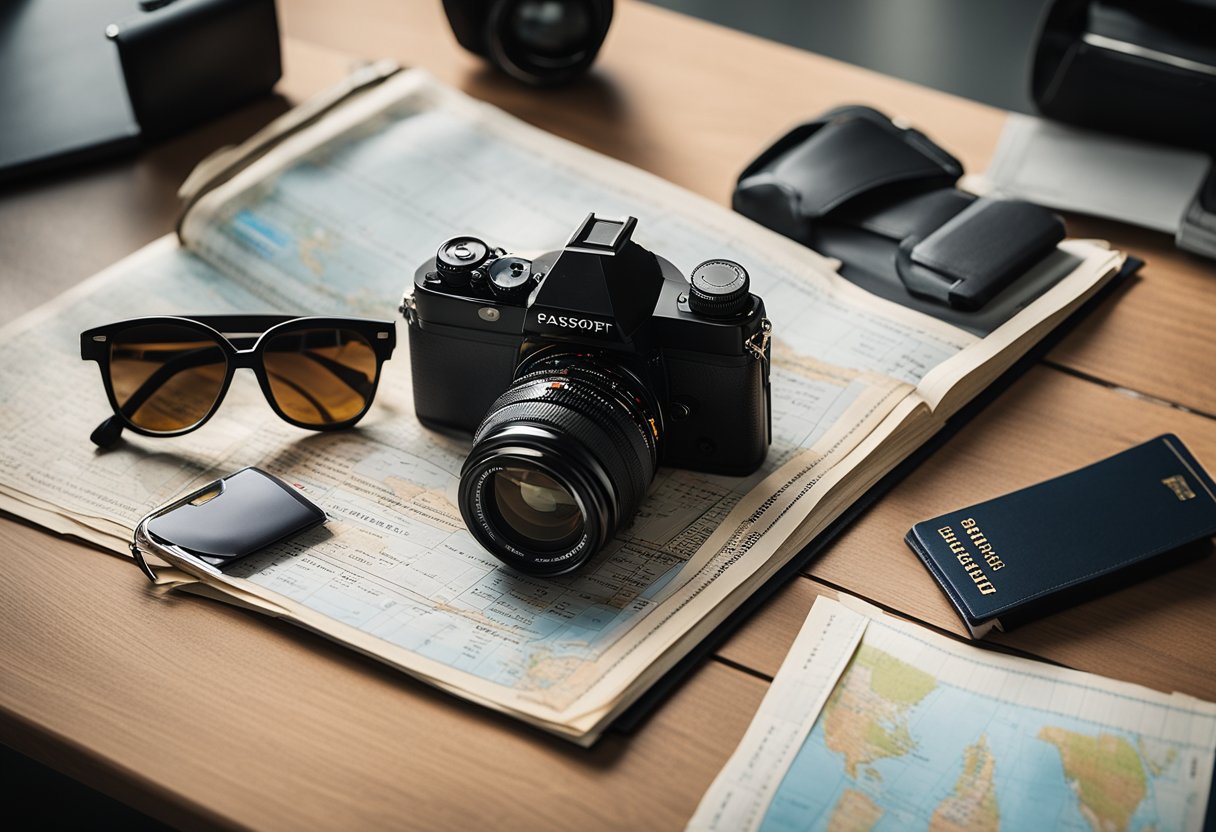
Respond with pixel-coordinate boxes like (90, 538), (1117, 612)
(485, 0), (611, 86)
(459, 351), (659, 575)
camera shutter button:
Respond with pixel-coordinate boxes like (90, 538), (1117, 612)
(688, 260), (751, 318)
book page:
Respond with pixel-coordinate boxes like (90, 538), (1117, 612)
(0, 70), (1117, 739)
(689, 596), (1216, 832)
(968, 112), (1210, 234)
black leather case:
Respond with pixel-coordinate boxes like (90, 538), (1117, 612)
(734, 106), (1072, 336)
(146, 467), (324, 567)
(107, 0), (282, 139)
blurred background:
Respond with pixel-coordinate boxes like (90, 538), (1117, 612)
(647, 0), (1051, 113)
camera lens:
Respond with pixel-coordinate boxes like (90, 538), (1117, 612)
(511, 0), (592, 54)
(459, 351), (659, 575)
(486, 0), (610, 85)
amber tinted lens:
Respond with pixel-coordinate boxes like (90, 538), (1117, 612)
(109, 324), (228, 433)
(262, 328), (378, 426)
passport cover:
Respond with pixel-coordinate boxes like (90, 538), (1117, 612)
(905, 434), (1216, 638)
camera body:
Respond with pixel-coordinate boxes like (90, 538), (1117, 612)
(404, 214), (771, 478)
(403, 214), (770, 575)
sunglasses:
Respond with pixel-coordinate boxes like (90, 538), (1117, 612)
(81, 315), (396, 448)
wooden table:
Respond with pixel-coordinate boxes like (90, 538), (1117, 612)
(2, 1), (1214, 828)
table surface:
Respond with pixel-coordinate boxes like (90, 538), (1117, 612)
(2, 1), (1214, 828)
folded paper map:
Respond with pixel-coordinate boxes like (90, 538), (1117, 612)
(688, 595), (1216, 832)
(0, 68), (1123, 743)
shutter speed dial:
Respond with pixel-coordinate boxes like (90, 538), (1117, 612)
(688, 259), (751, 318)
(436, 236), (491, 288)
(488, 256), (534, 300)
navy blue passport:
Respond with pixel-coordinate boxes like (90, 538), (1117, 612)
(905, 435), (1216, 638)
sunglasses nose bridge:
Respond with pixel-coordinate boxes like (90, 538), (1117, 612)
(231, 348), (260, 370)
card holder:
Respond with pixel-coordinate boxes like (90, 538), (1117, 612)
(133, 467), (325, 580)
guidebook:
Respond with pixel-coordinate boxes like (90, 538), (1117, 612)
(0, 67), (1124, 744)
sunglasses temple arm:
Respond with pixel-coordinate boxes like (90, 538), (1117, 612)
(91, 415), (125, 448)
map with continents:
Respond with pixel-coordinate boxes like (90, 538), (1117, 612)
(759, 642), (1213, 832)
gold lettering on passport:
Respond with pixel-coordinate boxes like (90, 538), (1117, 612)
(1162, 474), (1196, 501)
(960, 517), (1005, 571)
(938, 523), (997, 595)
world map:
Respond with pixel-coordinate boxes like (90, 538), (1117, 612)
(759, 643), (1207, 832)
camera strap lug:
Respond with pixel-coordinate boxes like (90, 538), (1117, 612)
(746, 318), (772, 364)
(400, 294), (418, 324)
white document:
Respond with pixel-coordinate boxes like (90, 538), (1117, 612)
(970, 112), (1211, 234)
(689, 595), (1216, 832)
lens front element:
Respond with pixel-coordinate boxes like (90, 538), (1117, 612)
(510, 0), (594, 55)
(109, 324), (228, 433)
(490, 0), (606, 85)
(491, 467), (583, 549)
(263, 328), (378, 426)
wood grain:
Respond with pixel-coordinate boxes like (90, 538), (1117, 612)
(1, 1), (1215, 827)
(1048, 215), (1216, 416)
(0, 519), (765, 831)
(806, 365), (1216, 697)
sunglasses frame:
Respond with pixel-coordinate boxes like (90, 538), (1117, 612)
(81, 315), (396, 440)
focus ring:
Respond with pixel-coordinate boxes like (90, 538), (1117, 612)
(480, 377), (654, 479)
(511, 361), (659, 464)
(477, 396), (646, 516)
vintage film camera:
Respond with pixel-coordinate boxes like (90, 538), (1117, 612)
(403, 214), (772, 575)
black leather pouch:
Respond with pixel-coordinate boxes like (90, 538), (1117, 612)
(734, 106), (1071, 335)
(107, 0), (282, 140)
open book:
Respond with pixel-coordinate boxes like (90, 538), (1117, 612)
(0, 68), (1123, 744)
